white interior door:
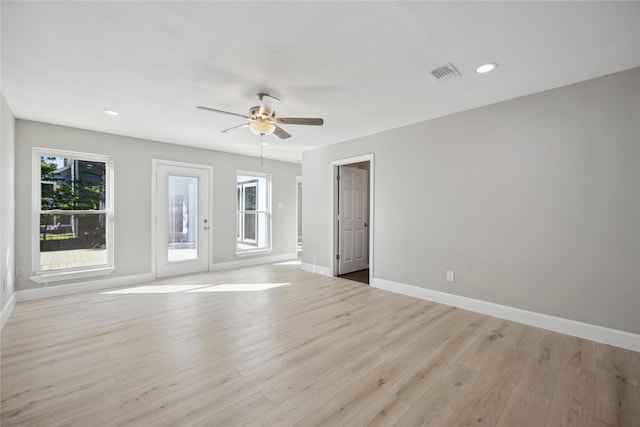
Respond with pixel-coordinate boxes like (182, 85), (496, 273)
(156, 163), (210, 278)
(339, 165), (369, 274)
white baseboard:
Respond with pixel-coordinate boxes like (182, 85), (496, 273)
(16, 272), (155, 302)
(1, 292), (17, 329)
(11, 253), (298, 304)
(210, 252), (298, 272)
(372, 278), (640, 352)
(300, 262), (331, 276)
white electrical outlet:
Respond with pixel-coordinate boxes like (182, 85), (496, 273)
(446, 271), (455, 282)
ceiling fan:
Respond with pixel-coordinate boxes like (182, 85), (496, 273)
(196, 93), (324, 139)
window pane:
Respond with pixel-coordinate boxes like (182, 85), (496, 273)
(236, 201), (242, 241)
(245, 186), (256, 210)
(40, 157), (106, 210)
(167, 175), (198, 262)
(40, 213), (107, 270)
(257, 211), (269, 247)
(243, 212), (257, 241)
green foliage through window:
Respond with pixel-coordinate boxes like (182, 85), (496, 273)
(40, 157), (106, 211)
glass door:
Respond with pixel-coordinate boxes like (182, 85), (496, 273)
(156, 163), (210, 277)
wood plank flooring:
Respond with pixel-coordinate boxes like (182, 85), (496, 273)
(1, 262), (638, 426)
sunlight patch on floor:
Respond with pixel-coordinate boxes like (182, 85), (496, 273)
(101, 282), (290, 294)
(102, 284), (209, 294)
(273, 260), (301, 266)
(189, 283), (290, 292)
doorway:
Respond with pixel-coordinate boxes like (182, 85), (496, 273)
(332, 155), (373, 285)
(154, 161), (212, 278)
(296, 176), (303, 254)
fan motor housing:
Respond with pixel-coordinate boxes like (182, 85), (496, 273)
(251, 107), (276, 119)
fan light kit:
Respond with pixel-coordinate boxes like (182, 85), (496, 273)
(249, 120), (276, 136)
(476, 63), (497, 74)
(196, 93), (324, 140)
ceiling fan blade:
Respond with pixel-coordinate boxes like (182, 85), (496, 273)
(196, 106), (250, 119)
(275, 117), (324, 126)
(221, 123), (250, 133)
(258, 94), (280, 118)
(273, 125), (292, 139)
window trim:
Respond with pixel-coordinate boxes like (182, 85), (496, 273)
(236, 171), (272, 256)
(31, 148), (115, 282)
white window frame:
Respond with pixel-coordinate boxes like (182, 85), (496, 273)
(236, 171), (272, 256)
(237, 180), (259, 245)
(31, 148), (114, 283)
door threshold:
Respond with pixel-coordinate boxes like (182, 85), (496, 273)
(339, 268), (369, 285)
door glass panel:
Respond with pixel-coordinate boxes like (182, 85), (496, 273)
(167, 175), (198, 262)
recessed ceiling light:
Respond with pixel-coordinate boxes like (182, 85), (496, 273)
(476, 63), (497, 74)
(261, 142), (269, 146)
(104, 110), (119, 116)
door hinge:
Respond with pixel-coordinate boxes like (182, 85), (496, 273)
(337, 174), (340, 181)
(336, 254), (340, 260)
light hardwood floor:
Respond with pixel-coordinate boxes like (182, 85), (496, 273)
(1, 262), (638, 426)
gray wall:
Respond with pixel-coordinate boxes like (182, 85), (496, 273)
(1, 94), (16, 314)
(15, 120), (301, 291)
(302, 68), (640, 334)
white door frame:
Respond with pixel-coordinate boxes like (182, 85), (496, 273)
(330, 154), (374, 283)
(151, 159), (214, 278)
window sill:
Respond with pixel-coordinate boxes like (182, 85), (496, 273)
(30, 266), (115, 284)
(235, 248), (273, 258)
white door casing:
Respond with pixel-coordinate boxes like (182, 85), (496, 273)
(338, 165), (369, 274)
(156, 163), (210, 278)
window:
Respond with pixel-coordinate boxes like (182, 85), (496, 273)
(32, 149), (113, 281)
(237, 172), (271, 254)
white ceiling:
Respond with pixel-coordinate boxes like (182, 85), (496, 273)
(2, 1), (639, 163)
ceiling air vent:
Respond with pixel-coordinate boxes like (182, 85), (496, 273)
(429, 62), (461, 81)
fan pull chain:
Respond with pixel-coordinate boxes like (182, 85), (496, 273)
(260, 135), (264, 166)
